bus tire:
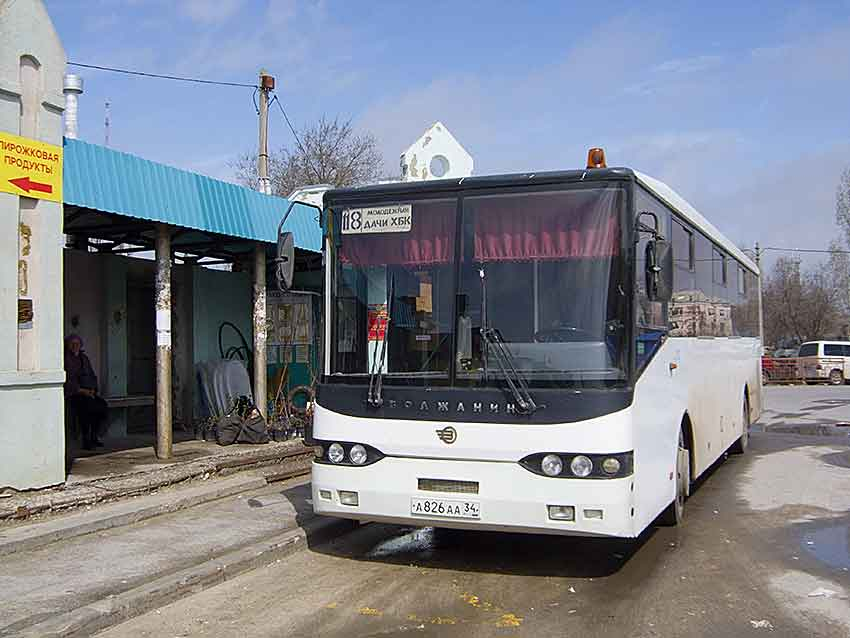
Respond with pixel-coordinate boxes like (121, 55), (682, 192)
(660, 428), (690, 526)
(829, 370), (843, 386)
(730, 396), (750, 455)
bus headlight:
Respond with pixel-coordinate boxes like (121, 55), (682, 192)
(519, 451), (633, 479)
(314, 439), (385, 467)
(328, 443), (345, 464)
(541, 454), (563, 477)
(601, 457), (621, 475)
(570, 455), (593, 478)
(349, 444), (368, 465)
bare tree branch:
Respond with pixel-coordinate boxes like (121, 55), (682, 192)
(836, 166), (850, 245)
(231, 116), (385, 197)
(763, 256), (843, 345)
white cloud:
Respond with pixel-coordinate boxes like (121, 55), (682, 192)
(706, 142), (850, 264)
(613, 130), (749, 189)
(652, 54), (724, 75)
(358, 13), (667, 175)
(264, 0), (297, 28)
(178, 0), (246, 24)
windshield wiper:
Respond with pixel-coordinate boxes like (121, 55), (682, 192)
(367, 275), (395, 408)
(478, 265), (537, 414)
(480, 327), (538, 415)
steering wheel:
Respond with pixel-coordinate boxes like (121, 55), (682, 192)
(533, 326), (594, 343)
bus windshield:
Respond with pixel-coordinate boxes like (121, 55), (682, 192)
(329, 185), (628, 388)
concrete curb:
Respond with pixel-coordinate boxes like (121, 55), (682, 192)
(0, 441), (314, 521)
(0, 474), (268, 556)
(13, 516), (356, 638)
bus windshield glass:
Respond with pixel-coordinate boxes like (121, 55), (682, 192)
(329, 185), (627, 388)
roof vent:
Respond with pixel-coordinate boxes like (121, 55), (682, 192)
(63, 74), (84, 139)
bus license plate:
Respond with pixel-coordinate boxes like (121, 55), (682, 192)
(410, 497), (480, 519)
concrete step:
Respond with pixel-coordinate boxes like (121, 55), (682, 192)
(0, 480), (353, 638)
(0, 473), (267, 556)
(1, 440), (315, 522)
(13, 515), (354, 638)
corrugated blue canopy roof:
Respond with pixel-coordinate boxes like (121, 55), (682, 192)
(63, 138), (321, 252)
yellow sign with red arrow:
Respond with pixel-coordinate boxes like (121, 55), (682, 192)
(0, 130), (62, 203)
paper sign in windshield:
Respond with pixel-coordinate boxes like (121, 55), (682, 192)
(341, 204), (412, 234)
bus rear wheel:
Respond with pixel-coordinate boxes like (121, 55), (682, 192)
(660, 429), (690, 526)
(829, 370), (844, 386)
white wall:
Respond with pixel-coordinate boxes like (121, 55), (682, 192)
(63, 250), (105, 382)
(0, 0), (67, 489)
(400, 122), (473, 181)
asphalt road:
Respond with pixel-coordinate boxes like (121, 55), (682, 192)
(99, 386), (850, 638)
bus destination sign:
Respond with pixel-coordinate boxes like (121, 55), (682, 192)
(341, 204), (412, 234)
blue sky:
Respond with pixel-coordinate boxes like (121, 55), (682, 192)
(44, 0), (850, 260)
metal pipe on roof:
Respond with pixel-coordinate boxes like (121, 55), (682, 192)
(63, 74), (83, 139)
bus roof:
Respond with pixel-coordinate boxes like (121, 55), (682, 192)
(634, 171), (757, 274)
(325, 167), (758, 274)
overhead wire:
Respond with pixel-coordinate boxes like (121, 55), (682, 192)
(269, 94), (322, 182)
(67, 62), (258, 88)
(761, 246), (850, 254)
(69, 61), (327, 186)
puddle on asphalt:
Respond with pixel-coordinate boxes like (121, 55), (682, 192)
(768, 424), (850, 436)
(802, 524), (850, 570)
(366, 527), (437, 560)
(819, 450), (850, 469)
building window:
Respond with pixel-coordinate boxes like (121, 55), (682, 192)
(712, 248), (727, 286)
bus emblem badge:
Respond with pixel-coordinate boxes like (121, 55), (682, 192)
(436, 426), (457, 444)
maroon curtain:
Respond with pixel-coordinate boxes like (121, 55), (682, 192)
(339, 202), (455, 266)
(474, 196), (620, 262)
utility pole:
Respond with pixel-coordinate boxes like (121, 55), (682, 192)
(755, 242), (764, 350)
(257, 70), (275, 195)
(155, 225), (173, 459)
(254, 71), (274, 418)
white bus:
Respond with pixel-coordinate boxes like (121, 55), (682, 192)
(301, 150), (762, 538)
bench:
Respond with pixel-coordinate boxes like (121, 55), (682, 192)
(104, 395), (155, 437)
(105, 395), (155, 409)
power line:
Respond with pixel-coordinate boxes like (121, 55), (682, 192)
(270, 94), (321, 182)
(67, 62), (258, 88)
(762, 246), (850, 255)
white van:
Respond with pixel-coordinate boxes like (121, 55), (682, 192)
(797, 341), (850, 385)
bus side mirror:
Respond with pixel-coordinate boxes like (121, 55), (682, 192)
(646, 238), (673, 303)
(276, 231), (295, 291)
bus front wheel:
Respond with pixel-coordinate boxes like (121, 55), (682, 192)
(660, 429), (690, 526)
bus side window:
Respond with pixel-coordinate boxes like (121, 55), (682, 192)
(670, 220), (695, 337)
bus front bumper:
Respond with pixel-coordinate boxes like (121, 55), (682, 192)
(311, 457), (636, 538)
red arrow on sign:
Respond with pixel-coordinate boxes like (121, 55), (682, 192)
(9, 176), (53, 194)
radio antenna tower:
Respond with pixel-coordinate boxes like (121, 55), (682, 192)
(104, 99), (111, 147)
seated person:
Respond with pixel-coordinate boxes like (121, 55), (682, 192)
(64, 334), (108, 450)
